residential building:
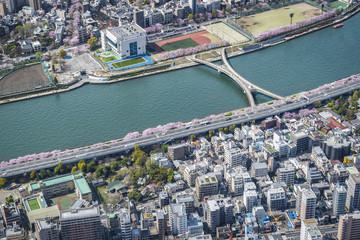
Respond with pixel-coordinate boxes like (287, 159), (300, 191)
(321, 136), (351, 160)
(134, 9), (145, 28)
(159, 191), (169, 208)
(333, 185), (347, 217)
(195, 174), (218, 200)
(169, 203), (187, 235)
(29, 0), (40, 11)
(189, 0), (197, 14)
(156, 210), (167, 240)
(119, 208), (132, 240)
(251, 162), (268, 178)
(277, 167), (295, 186)
(0, 2), (6, 15)
(34, 216), (59, 240)
(337, 213), (360, 240)
(244, 190), (258, 212)
(59, 206), (103, 240)
(78, 26), (88, 44)
(1, 202), (20, 227)
(168, 143), (190, 160)
(203, 198), (233, 234)
(230, 173), (244, 196)
(141, 212), (154, 229)
(224, 147), (247, 168)
(300, 188), (317, 220)
(295, 183), (311, 216)
(346, 173), (360, 211)
(291, 132), (312, 154)
(177, 194), (195, 213)
(267, 187), (286, 210)
(101, 23), (146, 59)
(300, 219), (322, 240)
(188, 213), (203, 237)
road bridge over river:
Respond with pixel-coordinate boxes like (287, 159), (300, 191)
(192, 49), (283, 108)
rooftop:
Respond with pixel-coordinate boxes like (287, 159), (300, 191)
(60, 206), (99, 221)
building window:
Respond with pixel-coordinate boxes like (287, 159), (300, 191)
(129, 42), (138, 56)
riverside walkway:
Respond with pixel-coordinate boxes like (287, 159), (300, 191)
(192, 48), (283, 108)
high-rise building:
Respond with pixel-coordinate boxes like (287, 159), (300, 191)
(156, 210), (167, 240)
(224, 147), (247, 168)
(188, 0), (197, 14)
(169, 203), (187, 236)
(300, 189), (317, 220)
(35, 216), (59, 240)
(346, 174), (360, 211)
(333, 185), (347, 217)
(203, 198), (233, 234)
(295, 183), (311, 216)
(300, 219), (322, 240)
(159, 191), (169, 208)
(195, 174), (218, 200)
(244, 190), (258, 212)
(29, 0), (40, 11)
(277, 167), (295, 186)
(0, 2), (6, 16)
(134, 9), (145, 28)
(291, 132), (312, 154)
(321, 136), (351, 160)
(59, 207), (103, 240)
(167, 143), (190, 160)
(267, 187), (286, 210)
(230, 173), (244, 196)
(176, 194), (195, 214)
(119, 208), (132, 240)
(337, 213), (360, 240)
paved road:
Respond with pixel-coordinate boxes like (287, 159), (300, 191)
(2, 78), (360, 178)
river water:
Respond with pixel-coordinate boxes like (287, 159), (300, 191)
(1, 13), (360, 161)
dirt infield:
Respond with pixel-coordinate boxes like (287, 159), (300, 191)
(151, 31), (220, 53)
(0, 64), (50, 96)
(56, 195), (75, 210)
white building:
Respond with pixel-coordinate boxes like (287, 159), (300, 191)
(101, 23), (146, 59)
(267, 187), (286, 210)
(300, 219), (322, 240)
(119, 209), (131, 240)
(244, 190), (258, 212)
(224, 147), (247, 168)
(169, 203), (188, 236)
(300, 189), (317, 220)
(277, 167), (295, 186)
(333, 185), (347, 217)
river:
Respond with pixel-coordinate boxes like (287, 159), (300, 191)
(0, 13), (360, 162)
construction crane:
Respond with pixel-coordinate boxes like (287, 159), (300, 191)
(269, 207), (283, 222)
(174, 231), (189, 239)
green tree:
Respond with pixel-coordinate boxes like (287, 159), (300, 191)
(51, 53), (58, 65)
(212, 9), (217, 18)
(208, 130), (215, 138)
(5, 195), (14, 203)
(0, 178), (6, 188)
(190, 134), (196, 142)
(110, 162), (118, 171)
(54, 162), (67, 175)
(71, 166), (78, 173)
(194, 13), (199, 19)
(224, 127), (229, 133)
(226, 6), (232, 14)
(218, 128), (224, 133)
(39, 170), (48, 179)
(87, 37), (98, 51)
(188, 14), (193, 19)
(78, 160), (87, 173)
(30, 170), (37, 179)
(167, 168), (174, 183)
(128, 190), (143, 201)
(87, 160), (97, 173)
(313, 100), (322, 108)
(59, 49), (67, 59)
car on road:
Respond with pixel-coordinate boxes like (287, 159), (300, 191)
(225, 117), (232, 121)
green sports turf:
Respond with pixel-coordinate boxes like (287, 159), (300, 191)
(161, 38), (200, 52)
(28, 199), (41, 211)
(330, 1), (348, 9)
(103, 56), (118, 63)
(59, 197), (74, 210)
(112, 57), (146, 69)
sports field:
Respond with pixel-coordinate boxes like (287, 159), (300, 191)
(50, 193), (77, 211)
(28, 199), (41, 211)
(203, 22), (249, 44)
(235, 3), (322, 36)
(150, 31), (220, 53)
(111, 57), (146, 69)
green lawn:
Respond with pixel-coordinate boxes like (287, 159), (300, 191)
(103, 56), (118, 63)
(330, 1), (348, 9)
(161, 38), (199, 52)
(59, 197), (74, 210)
(112, 57), (146, 69)
(236, 3), (322, 36)
(28, 199), (40, 211)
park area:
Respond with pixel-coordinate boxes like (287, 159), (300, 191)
(0, 64), (50, 96)
(49, 193), (77, 211)
(149, 30), (221, 54)
(235, 3), (322, 36)
(95, 51), (153, 71)
(203, 22), (250, 44)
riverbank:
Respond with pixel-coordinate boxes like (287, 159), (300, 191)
(1, 6), (359, 105)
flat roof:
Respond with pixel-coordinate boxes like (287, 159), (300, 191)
(27, 205), (60, 224)
(74, 177), (91, 195)
(60, 207), (99, 220)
